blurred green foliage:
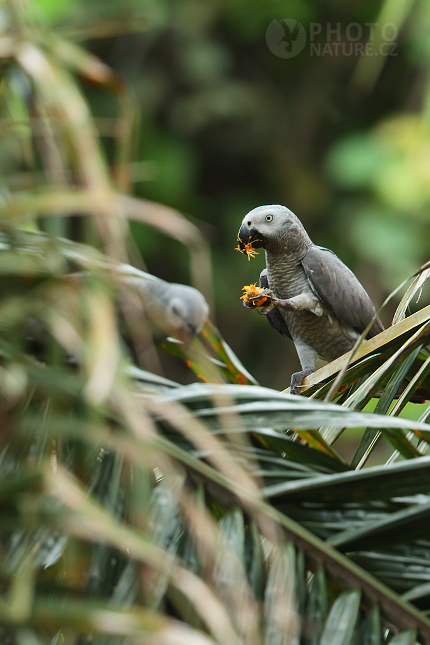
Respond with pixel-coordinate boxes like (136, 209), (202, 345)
(3, 0), (430, 391)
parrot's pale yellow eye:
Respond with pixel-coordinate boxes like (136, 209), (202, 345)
(265, 214), (273, 222)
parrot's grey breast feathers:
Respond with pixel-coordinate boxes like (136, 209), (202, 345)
(301, 246), (384, 338)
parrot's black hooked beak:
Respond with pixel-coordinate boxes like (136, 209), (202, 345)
(237, 223), (264, 251)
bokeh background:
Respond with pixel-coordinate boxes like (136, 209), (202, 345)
(3, 0), (430, 389)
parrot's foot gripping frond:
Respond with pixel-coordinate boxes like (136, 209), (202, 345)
(290, 368), (315, 395)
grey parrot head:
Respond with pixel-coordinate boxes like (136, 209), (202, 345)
(164, 284), (209, 344)
(237, 204), (311, 255)
(125, 271), (209, 346)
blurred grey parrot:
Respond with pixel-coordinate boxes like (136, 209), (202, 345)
(237, 205), (384, 393)
(119, 265), (209, 345)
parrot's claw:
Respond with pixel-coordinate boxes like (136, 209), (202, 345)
(290, 368), (315, 395)
(250, 289), (291, 309)
(258, 303), (275, 315)
(249, 288), (274, 302)
(249, 289), (292, 309)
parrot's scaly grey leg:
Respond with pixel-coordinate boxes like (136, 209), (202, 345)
(250, 289), (323, 316)
(272, 292), (324, 316)
(290, 340), (318, 395)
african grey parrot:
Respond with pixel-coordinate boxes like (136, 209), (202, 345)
(119, 265), (209, 345)
(237, 205), (384, 393)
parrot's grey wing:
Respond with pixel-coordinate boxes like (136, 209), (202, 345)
(259, 269), (292, 339)
(301, 246), (384, 339)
